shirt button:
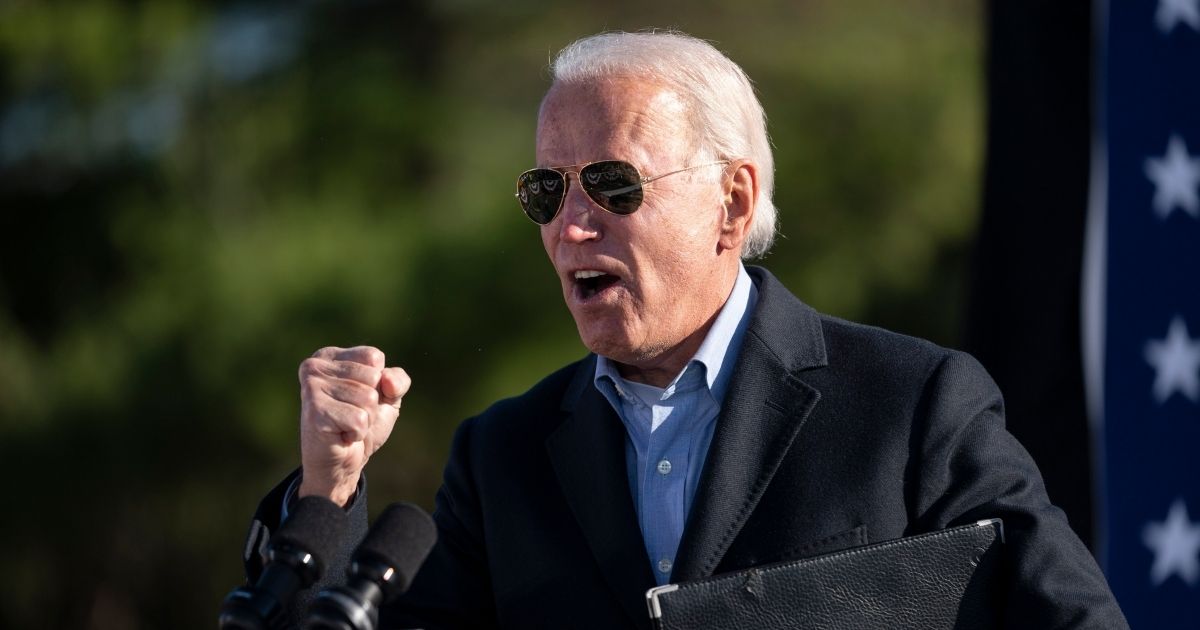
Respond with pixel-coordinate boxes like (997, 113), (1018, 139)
(657, 459), (673, 475)
(658, 558), (673, 574)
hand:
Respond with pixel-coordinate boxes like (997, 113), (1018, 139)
(296, 346), (411, 506)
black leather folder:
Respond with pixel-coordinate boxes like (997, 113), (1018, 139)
(646, 518), (1004, 630)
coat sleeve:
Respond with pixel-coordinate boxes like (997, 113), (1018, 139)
(242, 421), (500, 630)
(910, 350), (1128, 629)
(241, 468), (370, 627)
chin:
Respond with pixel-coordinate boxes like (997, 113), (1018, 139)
(573, 314), (640, 362)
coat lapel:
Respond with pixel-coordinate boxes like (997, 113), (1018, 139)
(546, 356), (656, 628)
(672, 266), (828, 582)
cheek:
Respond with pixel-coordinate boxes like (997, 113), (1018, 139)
(636, 235), (695, 291)
(540, 225), (557, 261)
(654, 198), (722, 257)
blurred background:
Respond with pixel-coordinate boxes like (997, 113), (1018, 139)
(5, 0), (1189, 628)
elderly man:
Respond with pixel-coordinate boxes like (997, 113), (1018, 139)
(244, 31), (1127, 628)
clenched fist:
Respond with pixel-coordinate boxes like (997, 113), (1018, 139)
(296, 346), (410, 506)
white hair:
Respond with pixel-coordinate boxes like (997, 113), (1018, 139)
(549, 31), (778, 260)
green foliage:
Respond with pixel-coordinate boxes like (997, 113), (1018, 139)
(0, 1), (981, 627)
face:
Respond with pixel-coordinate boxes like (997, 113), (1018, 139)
(536, 78), (742, 381)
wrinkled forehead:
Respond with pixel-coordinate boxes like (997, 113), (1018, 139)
(534, 78), (694, 168)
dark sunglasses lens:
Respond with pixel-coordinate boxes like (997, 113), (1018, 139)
(517, 169), (566, 224)
(579, 161), (643, 215)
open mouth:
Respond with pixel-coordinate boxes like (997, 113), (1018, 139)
(573, 270), (621, 300)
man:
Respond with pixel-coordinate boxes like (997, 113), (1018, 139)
(244, 31), (1128, 628)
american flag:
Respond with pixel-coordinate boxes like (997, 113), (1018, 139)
(1084, 0), (1200, 625)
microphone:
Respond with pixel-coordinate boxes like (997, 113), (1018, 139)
(304, 502), (437, 630)
(219, 496), (350, 629)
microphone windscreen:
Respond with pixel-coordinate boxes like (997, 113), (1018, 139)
(274, 495), (351, 567)
(356, 502), (437, 599)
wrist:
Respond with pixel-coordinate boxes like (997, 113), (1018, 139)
(298, 472), (359, 508)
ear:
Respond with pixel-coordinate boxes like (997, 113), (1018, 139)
(718, 160), (759, 254)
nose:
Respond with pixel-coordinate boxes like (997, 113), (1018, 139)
(555, 174), (602, 244)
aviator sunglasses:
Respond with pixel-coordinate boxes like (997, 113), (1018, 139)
(515, 159), (730, 225)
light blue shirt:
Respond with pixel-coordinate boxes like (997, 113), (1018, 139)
(593, 264), (758, 584)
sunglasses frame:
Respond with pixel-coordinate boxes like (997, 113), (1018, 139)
(514, 159), (731, 225)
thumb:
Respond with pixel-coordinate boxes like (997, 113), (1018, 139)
(379, 366), (411, 405)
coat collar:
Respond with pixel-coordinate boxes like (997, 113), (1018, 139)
(547, 266), (828, 623)
(672, 266), (826, 581)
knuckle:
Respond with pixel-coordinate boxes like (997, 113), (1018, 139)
(311, 346), (340, 359)
(298, 358), (315, 378)
(299, 374), (323, 394)
(299, 357), (328, 379)
(356, 364), (382, 385)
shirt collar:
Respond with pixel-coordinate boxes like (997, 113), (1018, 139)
(594, 263), (757, 403)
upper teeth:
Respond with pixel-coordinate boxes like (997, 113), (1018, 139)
(575, 270), (605, 279)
